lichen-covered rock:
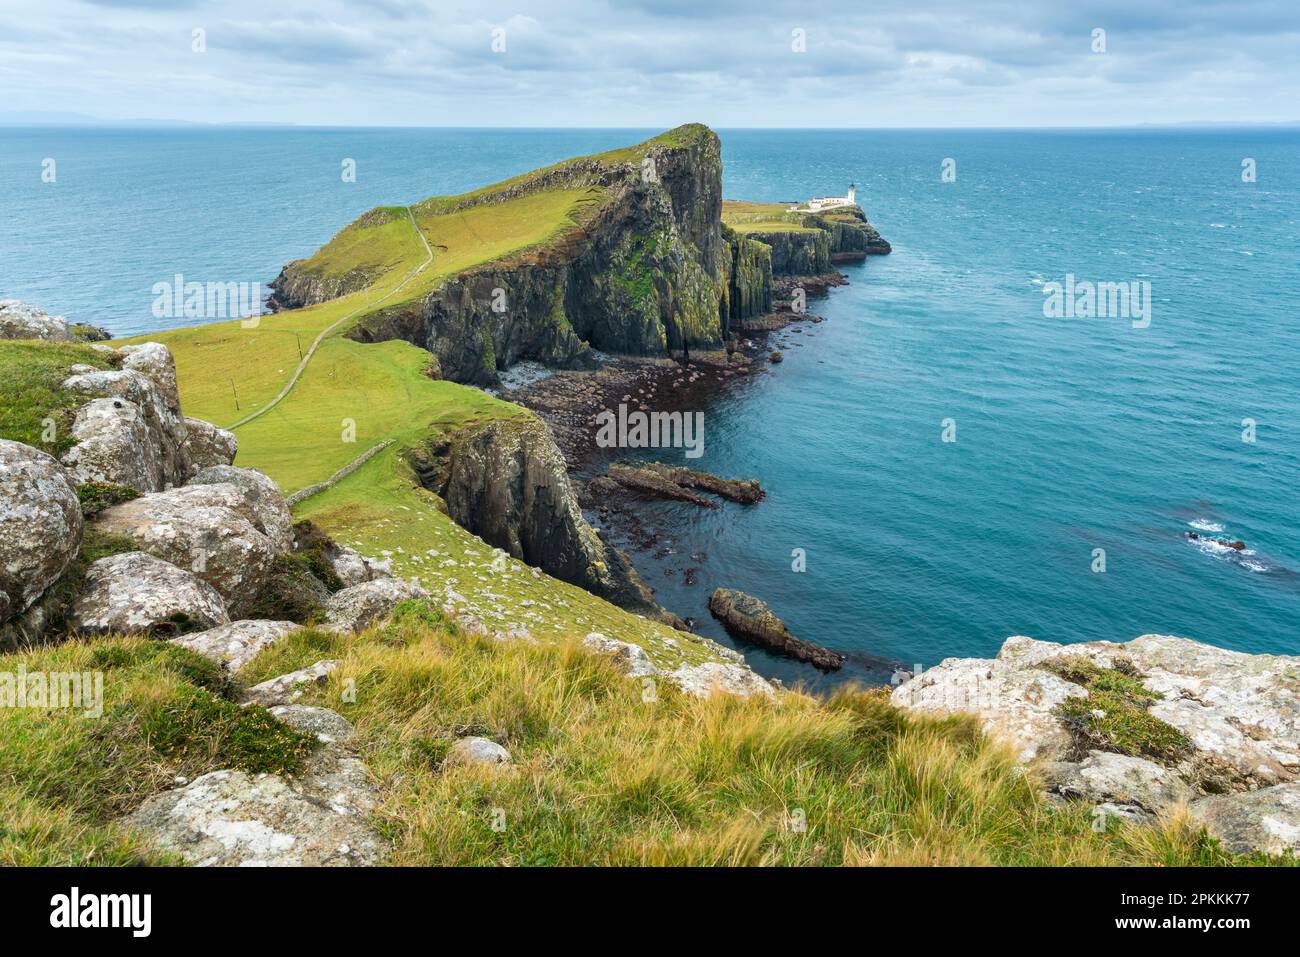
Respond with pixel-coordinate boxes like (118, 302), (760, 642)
(243, 660), (341, 707)
(0, 299), (72, 341)
(669, 661), (775, 699)
(445, 736), (511, 768)
(182, 417), (237, 474)
(327, 545), (390, 587)
(117, 342), (181, 416)
(321, 578), (428, 634)
(189, 465), (294, 551)
(124, 748), (382, 866)
(891, 647), (1086, 763)
(61, 366), (190, 491)
(582, 632), (661, 678)
(0, 440), (83, 623)
(268, 705), (355, 744)
(1190, 784), (1300, 857)
(1041, 751), (1195, 814)
(169, 619), (299, 672)
(89, 483), (278, 616)
(69, 552), (229, 636)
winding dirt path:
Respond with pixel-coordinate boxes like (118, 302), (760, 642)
(226, 206), (434, 431)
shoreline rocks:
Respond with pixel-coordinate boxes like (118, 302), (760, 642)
(603, 461), (763, 507)
(707, 587), (845, 671)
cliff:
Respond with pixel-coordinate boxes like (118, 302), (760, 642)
(721, 200), (891, 276)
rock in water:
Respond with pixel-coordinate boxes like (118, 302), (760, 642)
(182, 417), (237, 474)
(0, 440), (83, 625)
(69, 552), (229, 636)
(707, 587), (844, 671)
(124, 748), (383, 866)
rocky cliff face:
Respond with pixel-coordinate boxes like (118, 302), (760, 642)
(742, 206), (891, 277)
(339, 126), (731, 385)
(722, 232), (773, 327)
(419, 416), (665, 618)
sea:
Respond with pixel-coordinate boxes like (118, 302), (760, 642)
(3, 125), (1297, 689)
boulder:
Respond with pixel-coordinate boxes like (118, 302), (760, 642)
(0, 299), (71, 341)
(61, 366), (190, 491)
(268, 705), (355, 744)
(243, 660), (341, 707)
(169, 619), (299, 672)
(69, 552), (229, 636)
(117, 342), (181, 416)
(1041, 750), (1195, 814)
(0, 440), (83, 623)
(322, 579), (428, 634)
(189, 466), (294, 551)
(90, 483), (278, 616)
(1190, 783), (1300, 857)
(707, 587), (844, 671)
(182, 417), (237, 474)
(582, 632), (661, 678)
(445, 736), (511, 768)
(124, 748), (382, 866)
(669, 661), (775, 699)
(328, 545), (391, 588)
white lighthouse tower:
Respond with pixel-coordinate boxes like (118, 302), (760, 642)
(847, 183), (856, 204)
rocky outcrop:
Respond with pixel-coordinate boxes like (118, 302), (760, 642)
(322, 578), (427, 634)
(125, 745), (382, 866)
(749, 228), (832, 276)
(582, 632), (661, 678)
(269, 705), (356, 744)
(170, 619), (300, 672)
(669, 661), (775, 699)
(69, 551), (229, 636)
(707, 587), (844, 671)
(0, 440), (83, 625)
(243, 660), (341, 708)
(90, 483), (279, 616)
(723, 232), (773, 327)
(893, 633), (1300, 855)
(1190, 783), (1300, 857)
(182, 417), (237, 474)
(342, 125), (729, 384)
(0, 299), (72, 341)
(189, 465), (294, 551)
(432, 417), (663, 617)
(61, 364), (190, 492)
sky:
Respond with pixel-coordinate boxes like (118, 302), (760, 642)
(2, 0), (1299, 128)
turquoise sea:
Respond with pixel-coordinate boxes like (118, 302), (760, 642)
(3, 126), (1297, 687)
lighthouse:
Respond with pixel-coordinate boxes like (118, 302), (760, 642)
(847, 183), (856, 204)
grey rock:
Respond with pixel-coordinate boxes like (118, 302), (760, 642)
(328, 545), (391, 588)
(182, 417), (237, 474)
(169, 619), (298, 672)
(582, 632), (661, 678)
(269, 705), (356, 744)
(668, 661), (775, 699)
(189, 465), (293, 551)
(1042, 750), (1194, 813)
(0, 440), (83, 622)
(69, 552), (229, 636)
(243, 660), (341, 707)
(118, 342), (181, 417)
(61, 365), (190, 491)
(1190, 783), (1300, 857)
(90, 483), (278, 616)
(322, 578), (428, 634)
(445, 736), (511, 767)
(124, 748), (382, 866)
(0, 299), (71, 341)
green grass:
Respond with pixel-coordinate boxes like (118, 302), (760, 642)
(721, 200), (821, 234)
(0, 340), (118, 455)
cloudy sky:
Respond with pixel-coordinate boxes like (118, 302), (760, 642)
(3, 0), (1299, 127)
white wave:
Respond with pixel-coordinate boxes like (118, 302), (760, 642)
(1241, 560), (1269, 573)
(1188, 519), (1224, 533)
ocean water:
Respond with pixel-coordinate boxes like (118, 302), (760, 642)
(3, 126), (1298, 687)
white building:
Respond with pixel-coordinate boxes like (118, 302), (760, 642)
(795, 184), (857, 212)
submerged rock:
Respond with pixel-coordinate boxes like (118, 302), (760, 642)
(707, 587), (844, 671)
(69, 552), (229, 636)
(605, 461), (764, 507)
(124, 747), (382, 866)
(0, 440), (83, 625)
